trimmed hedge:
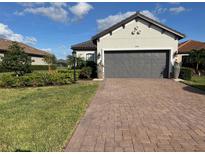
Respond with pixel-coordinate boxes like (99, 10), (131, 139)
(179, 67), (192, 80)
(0, 65), (57, 72)
(31, 65), (57, 71)
(0, 71), (72, 88)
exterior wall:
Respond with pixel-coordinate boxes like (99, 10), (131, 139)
(31, 56), (48, 65)
(97, 19), (179, 78)
(76, 50), (96, 62)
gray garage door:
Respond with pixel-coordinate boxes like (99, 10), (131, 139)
(104, 50), (169, 78)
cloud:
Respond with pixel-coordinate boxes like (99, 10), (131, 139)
(0, 22), (37, 45)
(169, 2), (180, 5)
(140, 10), (160, 21)
(50, 2), (67, 8)
(97, 11), (135, 31)
(24, 37), (37, 45)
(23, 6), (69, 23)
(69, 2), (93, 19)
(169, 6), (188, 14)
(154, 4), (168, 15)
(41, 48), (52, 53)
(96, 11), (160, 32)
(18, 2), (43, 7)
(16, 2), (93, 23)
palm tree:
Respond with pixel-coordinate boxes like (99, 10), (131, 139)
(189, 49), (205, 76)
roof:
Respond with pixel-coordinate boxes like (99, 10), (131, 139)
(71, 40), (97, 50)
(0, 39), (49, 56)
(92, 12), (185, 40)
(178, 40), (205, 54)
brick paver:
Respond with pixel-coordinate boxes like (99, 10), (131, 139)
(65, 79), (205, 152)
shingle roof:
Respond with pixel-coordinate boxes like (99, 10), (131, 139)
(92, 12), (185, 40)
(0, 39), (49, 56)
(178, 40), (205, 54)
(71, 40), (97, 50)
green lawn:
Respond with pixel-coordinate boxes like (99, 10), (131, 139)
(0, 82), (99, 152)
(182, 76), (205, 91)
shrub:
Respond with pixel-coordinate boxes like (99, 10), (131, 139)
(179, 67), (193, 80)
(86, 61), (97, 78)
(79, 67), (92, 79)
(0, 65), (9, 73)
(0, 71), (72, 88)
(0, 65), (57, 73)
(57, 69), (80, 81)
(31, 65), (57, 71)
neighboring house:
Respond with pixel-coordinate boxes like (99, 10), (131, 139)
(71, 40), (97, 62)
(0, 39), (49, 65)
(71, 12), (185, 79)
(177, 40), (205, 65)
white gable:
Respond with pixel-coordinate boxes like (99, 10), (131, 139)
(96, 18), (179, 77)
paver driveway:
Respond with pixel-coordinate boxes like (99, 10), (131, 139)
(65, 79), (205, 152)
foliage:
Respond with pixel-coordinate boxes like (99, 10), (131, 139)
(57, 69), (80, 80)
(179, 67), (193, 80)
(79, 67), (92, 79)
(0, 82), (98, 151)
(0, 71), (72, 88)
(43, 54), (57, 71)
(0, 64), (9, 73)
(0, 65), (57, 73)
(86, 61), (97, 78)
(1, 42), (31, 76)
(66, 54), (97, 78)
(66, 55), (85, 69)
(189, 49), (205, 75)
(56, 59), (67, 67)
(31, 65), (57, 71)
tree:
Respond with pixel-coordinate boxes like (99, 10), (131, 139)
(43, 54), (56, 72)
(66, 55), (85, 69)
(189, 49), (205, 76)
(1, 42), (31, 76)
(67, 55), (74, 68)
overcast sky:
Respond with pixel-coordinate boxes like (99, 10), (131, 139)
(0, 2), (204, 59)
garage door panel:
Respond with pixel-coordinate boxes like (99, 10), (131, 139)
(104, 50), (169, 78)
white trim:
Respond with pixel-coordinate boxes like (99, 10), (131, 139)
(180, 53), (189, 56)
(101, 47), (173, 78)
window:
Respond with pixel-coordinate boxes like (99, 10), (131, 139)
(86, 53), (94, 61)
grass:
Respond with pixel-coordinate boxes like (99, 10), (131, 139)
(182, 76), (205, 91)
(0, 82), (99, 152)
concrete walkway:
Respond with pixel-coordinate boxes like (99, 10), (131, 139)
(65, 79), (205, 152)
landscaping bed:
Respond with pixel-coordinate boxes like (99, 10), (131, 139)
(181, 76), (205, 91)
(0, 70), (80, 88)
(0, 82), (99, 151)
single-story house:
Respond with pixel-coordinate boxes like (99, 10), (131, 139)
(71, 12), (185, 79)
(177, 40), (205, 65)
(0, 38), (49, 65)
